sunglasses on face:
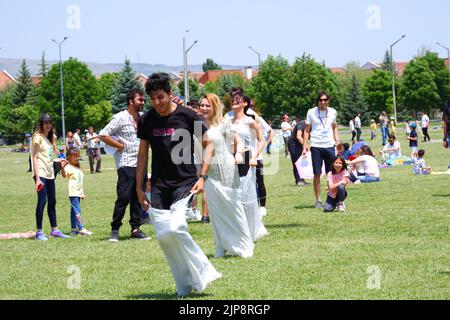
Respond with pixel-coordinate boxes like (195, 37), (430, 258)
(319, 98), (329, 102)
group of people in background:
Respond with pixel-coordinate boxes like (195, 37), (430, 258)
(28, 67), (450, 296)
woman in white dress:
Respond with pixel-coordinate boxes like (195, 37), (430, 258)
(230, 92), (268, 242)
(199, 93), (254, 258)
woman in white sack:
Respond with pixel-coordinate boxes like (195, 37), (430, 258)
(198, 93), (254, 258)
(230, 91), (268, 242)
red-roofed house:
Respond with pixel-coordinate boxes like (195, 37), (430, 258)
(0, 70), (17, 90)
(329, 67), (346, 74)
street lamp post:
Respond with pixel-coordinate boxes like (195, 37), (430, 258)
(390, 35), (406, 124)
(52, 36), (69, 141)
(248, 46), (261, 70)
(436, 42), (450, 90)
(182, 30), (198, 105)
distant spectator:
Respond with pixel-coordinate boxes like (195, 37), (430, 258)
(355, 113), (362, 141)
(421, 111), (431, 142)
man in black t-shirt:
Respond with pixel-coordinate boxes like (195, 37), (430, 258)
(288, 117), (310, 186)
(136, 74), (207, 210)
(135, 73), (221, 297)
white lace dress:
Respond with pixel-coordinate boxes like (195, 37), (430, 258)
(205, 121), (254, 258)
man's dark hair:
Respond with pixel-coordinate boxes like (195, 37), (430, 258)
(343, 143), (350, 151)
(230, 86), (244, 96)
(145, 73), (172, 96)
(316, 91), (330, 104)
(126, 88), (144, 106)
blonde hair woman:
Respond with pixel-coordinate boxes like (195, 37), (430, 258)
(198, 93), (254, 258)
(31, 114), (69, 240)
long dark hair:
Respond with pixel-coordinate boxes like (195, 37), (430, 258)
(33, 117), (55, 145)
(242, 95), (255, 120)
(359, 145), (375, 157)
(331, 156), (347, 174)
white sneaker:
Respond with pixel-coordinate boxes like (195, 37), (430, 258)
(354, 180), (362, 184)
(338, 203), (346, 213)
(260, 207), (267, 217)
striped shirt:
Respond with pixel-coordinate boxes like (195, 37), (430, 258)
(99, 110), (141, 169)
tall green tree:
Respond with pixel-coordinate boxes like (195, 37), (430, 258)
(202, 58), (222, 72)
(110, 58), (144, 113)
(178, 78), (202, 101)
(12, 60), (35, 106)
(382, 50), (393, 72)
(98, 72), (118, 102)
(399, 58), (440, 114)
(288, 54), (342, 119)
(83, 100), (113, 130)
(38, 51), (49, 78)
(250, 55), (290, 119)
(338, 61), (372, 94)
(39, 57), (102, 133)
(363, 69), (393, 115)
(203, 81), (218, 94)
(340, 75), (369, 124)
(416, 51), (450, 107)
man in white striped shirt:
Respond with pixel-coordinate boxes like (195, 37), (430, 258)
(100, 88), (150, 242)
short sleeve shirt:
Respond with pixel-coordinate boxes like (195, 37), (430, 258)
(288, 120), (305, 146)
(327, 170), (349, 198)
(305, 107), (337, 148)
(31, 134), (55, 179)
(64, 164), (84, 198)
(409, 131), (418, 147)
(138, 106), (207, 188)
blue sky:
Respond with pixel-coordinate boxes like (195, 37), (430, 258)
(0, 0), (449, 67)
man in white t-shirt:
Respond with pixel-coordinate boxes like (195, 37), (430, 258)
(349, 119), (356, 143)
(382, 134), (402, 163)
(303, 92), (340, 209)
(86, 127), (102, 174)
(421, 111), (431, 142)
(73, 128), (82, 150)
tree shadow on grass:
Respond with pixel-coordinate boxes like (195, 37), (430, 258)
(127, 292), (211, 300)
(438, 271), (450, 276)
(432, 194), (450, 198)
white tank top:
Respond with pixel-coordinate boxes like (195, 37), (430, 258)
(232, 117), (256, 153)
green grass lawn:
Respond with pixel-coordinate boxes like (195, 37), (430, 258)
(0, 127), (449, 300)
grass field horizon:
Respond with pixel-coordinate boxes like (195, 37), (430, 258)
(0, 126), (449, 300)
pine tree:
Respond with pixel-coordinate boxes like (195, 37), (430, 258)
(38, 51), (49, 78)
(340, 75), (369, 125)
(110, 58), (144, 113)
(202, 58), (222, 72)
(12, 59), (35, 106)
(382, 50), (393, 72)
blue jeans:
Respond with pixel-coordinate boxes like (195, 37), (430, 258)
(381, 127), (389, 146)
(324, 185), (347, 212)
(358, 175), (380, 183)
(34, 177), (57, 230)
(70, 197), (84, 230)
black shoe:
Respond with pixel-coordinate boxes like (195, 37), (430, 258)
(201, 216), (210, 223)
(131, 229), (151, 240)
(109, 230), (119, 242)
(96, 170), (102, 173)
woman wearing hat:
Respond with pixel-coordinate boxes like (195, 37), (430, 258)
(31, 113), (70, 240)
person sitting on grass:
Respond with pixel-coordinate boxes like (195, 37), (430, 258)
(413, 149), (432, 175)
(381, 134), (402, 165)
(347, 146), (380, 183)
(324, 156), (350, 213)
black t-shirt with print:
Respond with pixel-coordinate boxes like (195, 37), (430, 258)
(288, 120), (306, 146)
(137, 106), (207, 188)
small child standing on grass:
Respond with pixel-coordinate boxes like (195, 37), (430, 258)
(61, 148), (92, 236)
(370, 119), (377, 141)
(407, 122), (419, 158)
(324, 156), (350, 213)
(413, 149), (432, 175)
